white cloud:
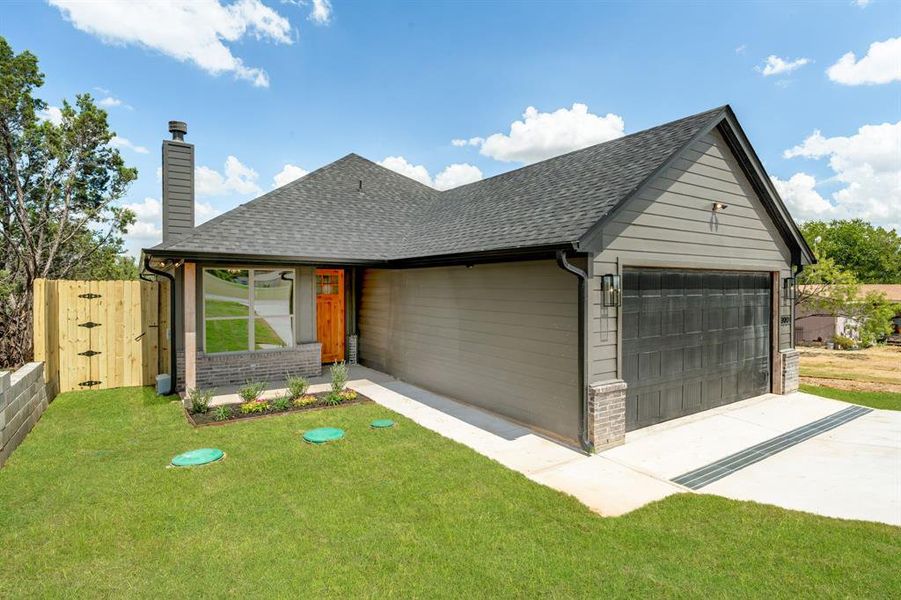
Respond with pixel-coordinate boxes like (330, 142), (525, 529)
(827, 37), (901, 85)
(49, 0), (293, 87)
(99, 96), (121, 107)
(37, 105), (63, 126)
(377, 156), (482, 190)
(377, 156), (433, 186)
(735, 44), (747, 54)
(434, 163), (483, 190)
(110, 135), (149, 154)
(309, 0), (332, 24)
(272, 163), (309, 187)
(771, 173), (834, 221)
(776, 121), (901, 229)
(853, 0), (870, 7)
(458, 103), (625, 164)
(196, 155), (262, 196)
(123, 196), (220, 255)
(451, 136), (484, 147)
(756, 55), (811, 76)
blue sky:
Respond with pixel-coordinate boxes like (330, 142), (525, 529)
(2, 0), (899, 255)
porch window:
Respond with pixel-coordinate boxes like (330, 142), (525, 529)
(203, 268), (294, 353)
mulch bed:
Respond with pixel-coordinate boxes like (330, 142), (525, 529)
(185, 390), (373, 427)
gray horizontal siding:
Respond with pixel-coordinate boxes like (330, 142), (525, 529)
(359, 260), (580, 442)
(589, 129), (794, 384)
(162, 140), (194, 242)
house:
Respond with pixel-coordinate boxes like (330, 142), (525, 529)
(795, 284), (901, 344)
(143, 106), (814, 452)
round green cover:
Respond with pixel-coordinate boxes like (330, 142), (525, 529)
(303, 427), (345, 444)
(171, 448), (224, 467)
(370, 419), (395, 429)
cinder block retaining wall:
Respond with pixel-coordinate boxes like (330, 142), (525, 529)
(176, 343), (322, 391)
(1, 363), (52, 467)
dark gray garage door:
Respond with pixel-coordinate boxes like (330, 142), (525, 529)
(622, 269), (771, 431)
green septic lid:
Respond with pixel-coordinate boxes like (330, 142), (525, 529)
(303, 427), (345, 444)
(371, 419), (395, 429)
(171, 448), (224, 467)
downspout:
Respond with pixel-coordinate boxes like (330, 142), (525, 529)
(143, 254), (177, 395)
(555, 249), (593, 454)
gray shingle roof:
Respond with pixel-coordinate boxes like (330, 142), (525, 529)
(149, 106), (726, 262)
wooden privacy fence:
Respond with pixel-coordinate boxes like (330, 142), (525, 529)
(33, 279), (170, 394)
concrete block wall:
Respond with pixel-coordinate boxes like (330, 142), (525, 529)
(587, 379), (627, 452)
(1, 363), (52, 467)
(781, 349), (800, 394)
(176, 342), (323, 391)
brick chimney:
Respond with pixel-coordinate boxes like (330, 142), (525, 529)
(161, 120), (194, 242)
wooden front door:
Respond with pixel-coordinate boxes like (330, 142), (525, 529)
(316, 269), (345, 363)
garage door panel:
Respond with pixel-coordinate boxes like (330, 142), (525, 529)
(623, 268), (771, 431)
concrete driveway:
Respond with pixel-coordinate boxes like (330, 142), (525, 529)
(348, 369), (899, 526)
(602, 393), (900, 525)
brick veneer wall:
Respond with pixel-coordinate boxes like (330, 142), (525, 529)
(781, 349), (800, 394)
(587, 379), (627, 452)
(176, 343), (322, 391)
(1, 363), (52, 467)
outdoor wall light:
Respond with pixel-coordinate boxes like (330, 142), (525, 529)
(712, 202), (729, 212)
(783, 276), (797, 302)
(602, 273), (622, 307)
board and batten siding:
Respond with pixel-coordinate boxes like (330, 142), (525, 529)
(359, 260), (581, 442)
(589, 128), (794, 384)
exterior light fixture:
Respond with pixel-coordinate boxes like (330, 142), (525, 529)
(783, 276), (796, 301)
(712, 202), (728, 212)
(602, 273), (622, 307)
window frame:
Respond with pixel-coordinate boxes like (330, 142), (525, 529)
(202, 267), (296, 354)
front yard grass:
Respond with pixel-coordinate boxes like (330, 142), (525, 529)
(800, 383), (901, 411)
(1, 387), (898, 598)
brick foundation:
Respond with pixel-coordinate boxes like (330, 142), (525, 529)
(587, 379), (627, 452)
(176, 343), (322, 391)
(781, 349), (800, 394)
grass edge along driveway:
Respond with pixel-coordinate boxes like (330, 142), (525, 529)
(800, 383), (901, 411)
(0, 387), (898, 598)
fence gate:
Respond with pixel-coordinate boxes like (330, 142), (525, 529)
(33, 279), (170, 394)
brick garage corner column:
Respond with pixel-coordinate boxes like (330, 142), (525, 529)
(781, 349), (800, 394)
(588, 379), (627, 452)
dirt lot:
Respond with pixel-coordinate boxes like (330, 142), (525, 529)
(799, 345), (901, 393)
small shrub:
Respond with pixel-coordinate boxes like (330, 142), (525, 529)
(339, 389), (358, 402)
(187, 388), (214, 414)
(323, 391), (343, 406)
(271, 396), (292, 411)
(240, 400), (269, 414)
(293, 394), (318, 408)
(213, 405), (232, 422)
(832, 334), (855, 350)
(238, 380), (267, 403)
(330, 361), (349, 395)
(285, 375), (309, 400)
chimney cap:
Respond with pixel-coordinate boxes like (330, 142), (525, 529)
(168, 120), (188, 141)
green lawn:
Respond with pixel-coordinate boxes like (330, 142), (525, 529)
(800, 383), (901, 411)
(0, 388), (898, 598)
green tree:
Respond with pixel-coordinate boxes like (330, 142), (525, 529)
(0, 36), (137, 367)
(801, 220), (901, 283)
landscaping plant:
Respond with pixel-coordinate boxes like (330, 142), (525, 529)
(339, 389), (358, 402)
(213, 405), (232, 422)
(187, 388), (213, 414)
(293, 394), (318, 408)
(238, 380), (267, 403)
(285, 375), (309, 400)
(271, 396), (292, 411)
(330, 361), (349, 394)
(239, 400), (269, 415)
